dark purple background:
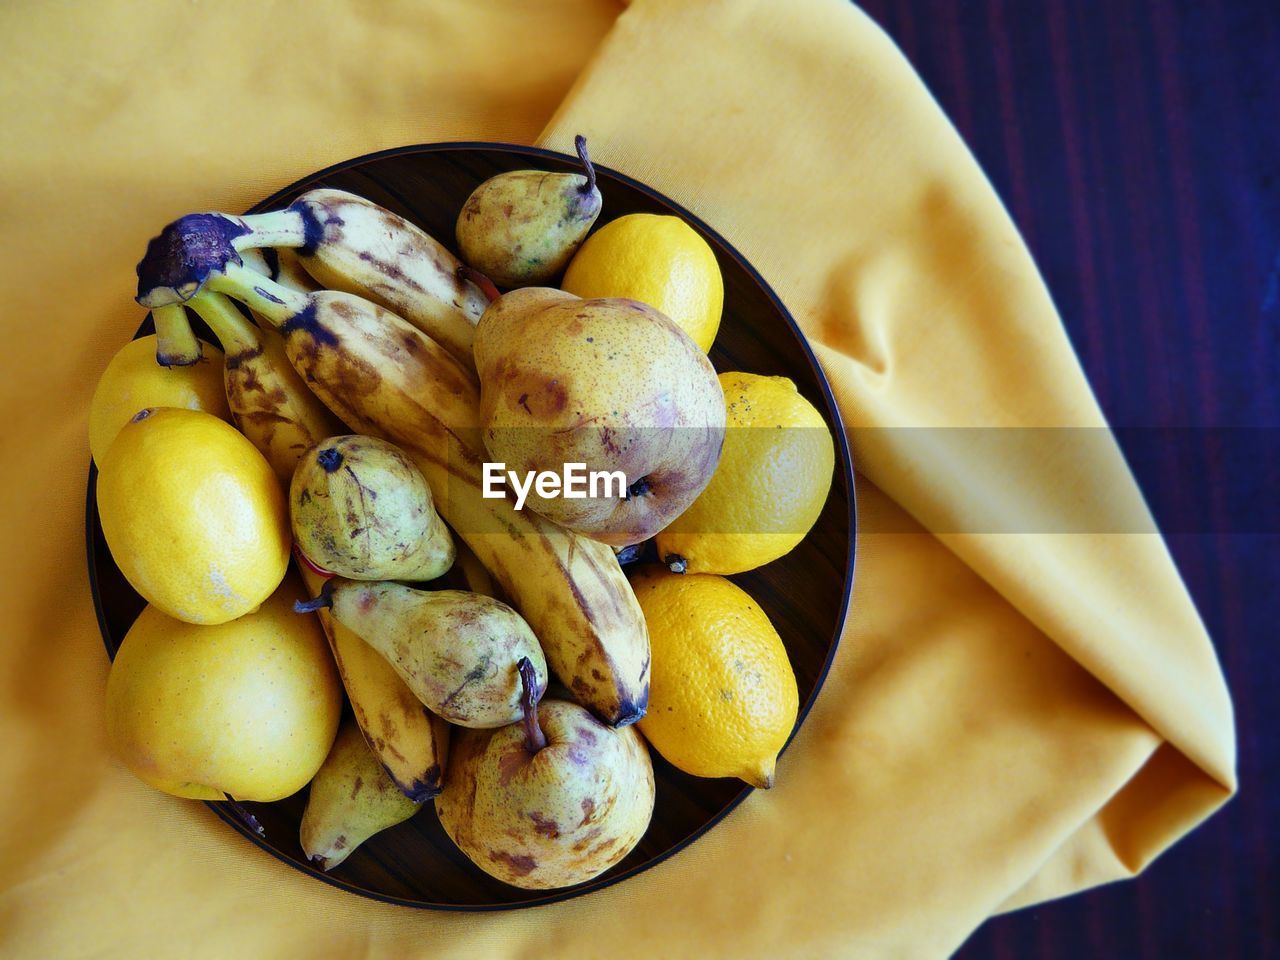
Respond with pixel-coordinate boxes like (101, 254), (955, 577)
(853, 0), (1278, 956)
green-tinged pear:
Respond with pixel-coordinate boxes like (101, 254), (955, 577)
(313, 579), (548, 729)
(456, 136), (603, 287)
(290, 435), (454, 581)
(300, 720), (424, 870)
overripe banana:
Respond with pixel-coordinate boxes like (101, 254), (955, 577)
(454, 538), (503, 600)
(136, 190), (489, 371)
(137, 237), (650, 726)
(185, 289), (344, 485)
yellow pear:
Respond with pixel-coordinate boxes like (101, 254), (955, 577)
(290, 435), (454, 582)
(437, 660), (654, 889)
(300, 720), (424, 871)
(474, 291), (725, 547)
(455, 135), (603, 287)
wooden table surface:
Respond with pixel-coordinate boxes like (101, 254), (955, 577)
(853, 1), (1278, 956)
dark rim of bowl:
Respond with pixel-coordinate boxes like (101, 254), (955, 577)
(85, 139), (858, 912)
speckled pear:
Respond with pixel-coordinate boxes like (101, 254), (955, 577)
(300, 720), (424, 871)
(308, 579), (548, 729)
(474, 291), (726, 546)
(456, 136), (602, 287)
(290, 435), (454, 581)
(436, 660), (655, 889)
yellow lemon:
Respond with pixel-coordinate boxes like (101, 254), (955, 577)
(96, 407), (290, 625)
(561, 213), (723, 352)
(656, 372), (835, 575)
(105, 575), (342, 802)
(89, 334), (230, 465)
(630, 566), (798, 788)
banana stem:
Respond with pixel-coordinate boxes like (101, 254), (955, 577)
(457, 264), (500, 303)
(209, 261), (312, 329)
(518, 657), (546, 753)
(274, 249), (321, 294)
(187, 290), (263, 359)
(235, 208), (310, 250)
(152, 303), (202, 366)
(239, 247), (273, 279)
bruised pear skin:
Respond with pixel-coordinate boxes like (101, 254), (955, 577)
(300, 720), (424, 871)
(290, 435), (455, 581)
(437, 699), (654, 889)
(326, 579), (548, 729)
(474, 292), (725, 546)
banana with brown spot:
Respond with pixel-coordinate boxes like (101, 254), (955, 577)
(300, 566), (450, 801)
(137, 191), (488, 371)
(185, 289), (344, 486)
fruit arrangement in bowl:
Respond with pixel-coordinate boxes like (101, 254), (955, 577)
(86, 140), (854, 908)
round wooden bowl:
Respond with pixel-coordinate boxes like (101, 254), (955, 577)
(85, 142), (856, 910)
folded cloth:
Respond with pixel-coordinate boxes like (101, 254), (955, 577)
(0, 0), (1233, 957)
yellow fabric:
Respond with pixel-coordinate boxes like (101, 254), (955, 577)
(0, 0), (1234, 956)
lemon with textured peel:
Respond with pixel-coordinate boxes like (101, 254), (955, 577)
(89, 334), (230, 465)
(96, 407), (290, 625)
(105, 575), (342, 802)
(561, 213), (723, 352)
(630, 566), (798, 788)
(656, 372), (835, 575)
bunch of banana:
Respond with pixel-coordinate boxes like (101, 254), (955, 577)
(136, 189), (488, 372)
(136, 211), (650, 727)
(180, 274), (450, 800)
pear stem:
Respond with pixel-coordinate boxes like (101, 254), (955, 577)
(518, 657), (546, 754)
(294, 578), (336, 614)
(223, 794), (266, 837)
(576, 135), (599, 197)
(574, 135), (597, 196)
(457, 264), (500, 303)
(316, 447), (344, 472)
